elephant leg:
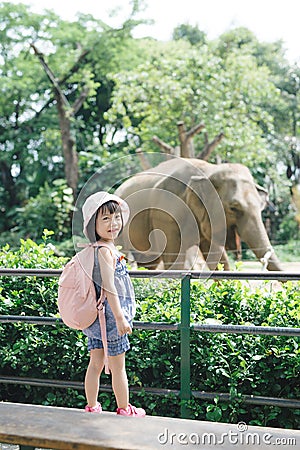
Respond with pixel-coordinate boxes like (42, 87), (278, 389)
(130, 250), (164, 269)
(124, 210), (163, 268)
(162, 230), (186, 270)
(200, 238), (230, 270)
(127, 251), (138, 269)
(151, 213), (186, 270)
(163, 233), (186, 270)
(184, 245), (207, 270)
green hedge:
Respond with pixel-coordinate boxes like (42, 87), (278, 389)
(0, 234), (299, 428)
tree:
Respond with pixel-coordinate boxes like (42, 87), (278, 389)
(30, 43), (91, 197)
(0, 1), (147, 237)
(1, 2), (299, 246)
(172, 23), (206, 46)
(105, 38), (281, 168)
(152, 121), (224, 159)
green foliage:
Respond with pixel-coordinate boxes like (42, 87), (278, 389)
(276, 211), (300, 245)
(274, 240), (300, 262)
(105, 38), (280, 168)
(172, 23), (207, 46)
(0, 238), (299, 428)
(1, 2), (300, 247)
(13, 180), (74, 243)
(0, 1), (148, 236)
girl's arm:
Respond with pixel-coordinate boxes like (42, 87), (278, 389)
(98, 247), (132, 336)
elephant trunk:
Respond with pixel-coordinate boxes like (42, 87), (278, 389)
(237, 215), (282, 271)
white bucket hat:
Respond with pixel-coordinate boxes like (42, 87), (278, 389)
(82, 191), (130, 239)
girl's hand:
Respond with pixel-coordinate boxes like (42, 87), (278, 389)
(116, 316), (132, 336)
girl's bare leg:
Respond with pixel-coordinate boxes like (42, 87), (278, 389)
(85, 348), (104, 407)
(109, 352), (128, 409)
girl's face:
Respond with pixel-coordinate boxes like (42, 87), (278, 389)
(95, 207), (123, 241)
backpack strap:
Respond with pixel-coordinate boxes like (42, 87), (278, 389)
(97, 289), (109, 375)
(93, 244), (117, 375)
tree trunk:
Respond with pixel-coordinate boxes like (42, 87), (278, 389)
(135, 148), (151, 170)
(178, 121), (205, 157)
(55, 94), (78, 196)
(0, 161), (18, 206)
(178, 121), (194, 157)
(30, 44), (89, 198)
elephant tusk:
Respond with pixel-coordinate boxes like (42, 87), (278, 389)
(260, 247), (274, 271)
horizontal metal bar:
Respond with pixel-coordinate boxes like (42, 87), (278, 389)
(129, 270), (300, 281)
(191, 390), (300, 409)
(0, 268), (299, 280)
(192, 323), (300, 337)
(1, 316), (298, 336)
(0, 315), (178, 330)
(0, 375), (177, 396)
(0, 376), (299, 409)
(0, 268), (62, 277)
(2, 316), (298, 336)
(134, 321), (179, 330)
(0, 376), (87, 390)
(0, 316), (62, 325)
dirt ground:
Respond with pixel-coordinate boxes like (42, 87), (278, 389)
(232, 260), (300, 292)
(240, 260), (300, 272)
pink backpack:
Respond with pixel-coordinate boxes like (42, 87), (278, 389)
(57, 242), (114, 374)
(58, 244), (97, 330)
(58, 242), (117, 329)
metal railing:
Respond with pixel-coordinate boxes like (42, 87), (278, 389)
(0, 268), (300, 419)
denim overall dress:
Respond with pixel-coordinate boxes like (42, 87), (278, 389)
(83, 247), (136, 356)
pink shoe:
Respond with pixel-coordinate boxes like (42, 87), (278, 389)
(116, 403), (146, 417)
(85, 402), (102, 413)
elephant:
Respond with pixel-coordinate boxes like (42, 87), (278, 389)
(114, 157), (282, 271)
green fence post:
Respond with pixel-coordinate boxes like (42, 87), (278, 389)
(180, 274), (192, 419)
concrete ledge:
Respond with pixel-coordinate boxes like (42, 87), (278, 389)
(0, 402), (299, 449)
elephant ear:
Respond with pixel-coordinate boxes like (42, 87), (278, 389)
(255, 184), (269, 211)
(184, 175), (213, 208)
(184, 175), (227, 246)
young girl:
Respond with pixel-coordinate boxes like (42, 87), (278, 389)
(81, 191), (145, 417)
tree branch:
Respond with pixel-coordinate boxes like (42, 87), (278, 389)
(30, 46), (90, 119)
(30, 44), (69, 108)
(59, 49), (90, 85)
(71, 86), (90, 115)
(152, 135), (175, 154)
(135, 148), (152, 170)
(196, 132), (225, 160)
(186, 122), (205, 139)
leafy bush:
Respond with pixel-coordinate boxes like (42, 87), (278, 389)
(0, 236), (299, 428)
(273, 240), (300, 262)
(276, 209), (300, 244)
(13, 180), (74, 243)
